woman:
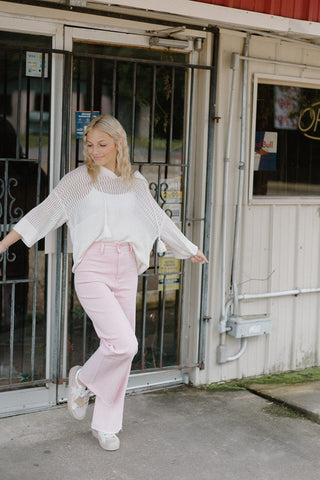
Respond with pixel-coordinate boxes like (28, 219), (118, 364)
(0, 115), (207, 451)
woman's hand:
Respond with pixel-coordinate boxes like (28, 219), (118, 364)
(0, 231), (22, 275)
(0, 240), (8, 255)
(190, 249), (208, 264)
(0, 231), (22, 256)
(0, 241), (8, 276)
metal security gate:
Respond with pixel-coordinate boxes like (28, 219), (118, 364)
(0, 35), (53, 399)
(0, 32), (70, 414)
(62, 39), (217, 390)
(0, 27), (218, 413)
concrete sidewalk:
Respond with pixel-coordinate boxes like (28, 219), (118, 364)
(248, 380), (320, 424)
(1, 384), (320, 480)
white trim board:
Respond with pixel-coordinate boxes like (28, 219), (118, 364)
(89, 0), (320, 39)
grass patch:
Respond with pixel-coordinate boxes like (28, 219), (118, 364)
(262, 403), (303, 419)
(204, 381), (245, 392)
(204, 366), (320, 392)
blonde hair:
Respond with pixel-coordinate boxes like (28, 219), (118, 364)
(83, 114), (133, 183)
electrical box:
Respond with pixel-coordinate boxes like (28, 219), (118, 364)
(226, 314), (271, 338)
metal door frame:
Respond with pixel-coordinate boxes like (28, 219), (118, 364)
(55, 26), (218, 395)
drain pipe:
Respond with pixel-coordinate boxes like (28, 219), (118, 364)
(223, 35), (250, 363)
(231, 34), (249, 316)
(216, 52), (240, 363)
(217, 36), (250, 363)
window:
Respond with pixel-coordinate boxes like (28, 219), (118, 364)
(252, 77), (320, 197)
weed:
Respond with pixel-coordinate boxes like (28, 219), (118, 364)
(204, 366), (320, 392)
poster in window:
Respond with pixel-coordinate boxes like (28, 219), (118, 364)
(274, 86), (300, 130)
(254, 131), (277, 171)
(26, 52), (48, 78)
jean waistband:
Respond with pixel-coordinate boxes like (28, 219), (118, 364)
(94, 241), (133, 253)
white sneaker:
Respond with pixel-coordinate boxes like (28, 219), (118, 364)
(67, 366), (90, 420)
(92, 429), (120, 451)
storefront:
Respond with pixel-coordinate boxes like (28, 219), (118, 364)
(1, 0), (320, 416)
(0, 4), (216, 415)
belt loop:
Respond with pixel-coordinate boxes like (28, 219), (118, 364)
(100, 243), (104, 254)
(117, 243), (121, 253)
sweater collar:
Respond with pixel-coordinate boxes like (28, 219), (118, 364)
(99, 166), (118, 178)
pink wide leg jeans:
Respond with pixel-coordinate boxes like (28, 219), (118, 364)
(74, 242), (138, 434)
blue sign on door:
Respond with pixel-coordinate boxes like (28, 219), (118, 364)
(75, 111), (100, 139)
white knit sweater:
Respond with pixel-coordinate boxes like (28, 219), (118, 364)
(13, 165), (198, 274)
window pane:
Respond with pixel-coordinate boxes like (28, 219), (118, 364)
(254, 83), (320, 196)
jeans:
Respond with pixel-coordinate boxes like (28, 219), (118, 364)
(74, 241), (138, 434)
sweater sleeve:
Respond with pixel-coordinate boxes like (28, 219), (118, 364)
(158, 205), (198, 258)
(134, 171), (198, 258)
(143, 184), (198, 258)
(13, 189), (68, 247)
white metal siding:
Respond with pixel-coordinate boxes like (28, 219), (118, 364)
(202, 30), (320, 384)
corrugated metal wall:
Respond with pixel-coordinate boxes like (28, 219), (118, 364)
(205, 30), (320, 383)
(192, 0), (320, 22)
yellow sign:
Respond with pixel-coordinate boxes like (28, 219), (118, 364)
(299, 101), (320, 140)
(161, 190), (182, 201)
(158, 256), (181, 291)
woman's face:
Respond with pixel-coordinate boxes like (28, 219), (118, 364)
(86, 128), (118, 172)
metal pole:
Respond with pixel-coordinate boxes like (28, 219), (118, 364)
(198, 28), (219, 369)
(216, 52), (240, 364)
(238, 287), (320, 301)
(231, 34), (250, 315)
(54, 52), (72, 401)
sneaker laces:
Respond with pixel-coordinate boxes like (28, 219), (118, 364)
(100, 433), (118, 440)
